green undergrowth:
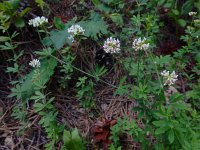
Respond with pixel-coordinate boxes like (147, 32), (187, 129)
(0, 0), (200, 149)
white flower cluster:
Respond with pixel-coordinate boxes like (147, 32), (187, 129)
(132, 37), (150, 51)
(29, 59), (40, 68)
(103, 37), (120, 53)
(194, 19), (200, 24)
(67, 24), (85, 42)
(161, 70), (178, 86)
(28, 16), (48, 27)
(188, 11), (197, 16)
(68, 24), (85, 35)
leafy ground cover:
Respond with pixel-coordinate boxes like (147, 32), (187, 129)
(0, 0), (200, 150)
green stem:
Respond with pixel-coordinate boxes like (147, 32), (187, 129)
(50, 55), (118, 89)
(6, 31), (15, 55)
(148, 50), (165, 100)
(149, 52), (162, 86)
(137, 50), (142, 85)
(36, 28), (47, 49)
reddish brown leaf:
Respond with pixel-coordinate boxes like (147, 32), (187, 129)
(92, 117), (117, 150)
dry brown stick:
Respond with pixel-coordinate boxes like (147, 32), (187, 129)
(36, 129), (41, 150)
(27, 136), (35, 150)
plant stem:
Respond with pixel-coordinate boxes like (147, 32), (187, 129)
(148, 50), (165, 100)
(50, 55), (118, 89)
(36, 28), (47, 49)
(137, 50), (141, 85)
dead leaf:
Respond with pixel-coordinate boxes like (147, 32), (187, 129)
(92, 117), (117, 150)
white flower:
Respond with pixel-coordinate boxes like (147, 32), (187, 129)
(132, 37), (150, 51)
(187, 26), (195, 30)
(28, 16), (48, 27)
(68, 35), (75, 42)
(67, 24), (85, 42)
(194, 19), (200, 24)
(29, 59), (40, 68)
(68, 24), (85, 36)
(103, 37), (120, 53)
(188, 11), (197, 16)
(161, 70), (178, 86)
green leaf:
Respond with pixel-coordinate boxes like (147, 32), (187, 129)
(164, 2), (173, 8)
(4, 0), (20, 10)
(49, 29), (71, 49)
(195, 1), (200, 12)
(34, 102), (45, 112)
(78, 12), (109, 40)
(14, 17), (25, 28)
(6, 63), (19, 73)
(89, 65), (107, 81)
(19, 7), (31, 17)
(169, 93), (183, 103)
(178, 19), (186, 27)
(63, 130), (71, 144)
(92, 0), (100, 6)
(153, 112), (165, 118)
(11, 31), (19, 39)
(114, 77), (129, 96)
(173, 103), (188, 110)
(152, 120), (166, 127)
(155, 126), (169, 135)
(157, 0), (165, 6)
(171, 9), (179, 16)
(168, 129), (174, 144)
(34, 97), (54, 112)
(0, 42), (17, 50)
(181, 0), (193, 15)
(154, 55), (172, 67)
(44, 19), (76, 49)
(71, 128), (83, 148)
(92, 0), (111, 12)
(9, 84), (22, 100)
(19, 57), (57, 100)
(63, 128), (85, 150)
(53, 17), (65, 30)
(35, 0), (45, 8)
(35, 47), (55, 57)
(154, 143), (165, 150)
(0, 36), (10, 42)
(109, 13), (124, 27)
(30, 91), (45, 100)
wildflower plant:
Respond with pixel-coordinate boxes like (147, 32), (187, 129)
(4, 1), (200, 150)
(29, 59), (42, 86)
(103, 37), (120, 53)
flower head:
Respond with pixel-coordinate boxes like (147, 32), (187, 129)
(194, 19), (200, 23)
(161, 70), (178, 86)
(103, 37), (120, 53)
(67, 24), (85, 42)
(187, 26), (195, 31)
(194, 19), (200, 27)
(188, 11), (197, 16)
(29, 59), (40, 68)
(28, 16), (48, 27)
(132, 37), (149, 51)
(68, 24), (85, 36)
